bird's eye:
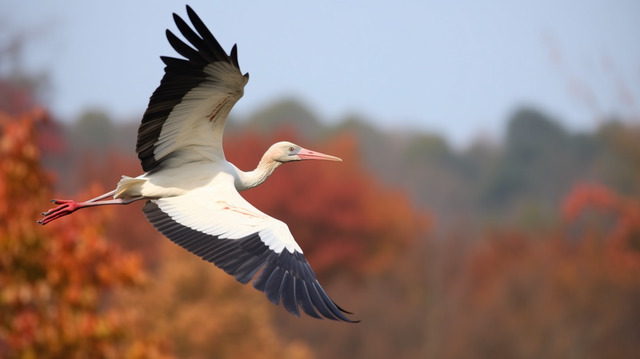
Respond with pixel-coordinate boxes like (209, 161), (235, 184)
(289, 146), (295, 152)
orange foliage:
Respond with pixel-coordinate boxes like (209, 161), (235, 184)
(0, 110), (169, 358)
(418, 182), (640, 359)
(225, 130), (430, 277)
(563, 182), (640, 275)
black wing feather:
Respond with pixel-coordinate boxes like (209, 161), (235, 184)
(230, 44), (241, 69)
(185, 5), (226, 60)
(171, 13), (211, 60)
(143, 201), (357, 322)
(281, 272), (300, 316)
(296, 278), (322, 319)
(165, 30), (205, 67)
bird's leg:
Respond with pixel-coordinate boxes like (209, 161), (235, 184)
(38, 190), (142, 225)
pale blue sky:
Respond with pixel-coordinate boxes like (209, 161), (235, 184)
(2, 0), (639, 145)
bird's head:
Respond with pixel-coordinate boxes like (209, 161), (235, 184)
(267, 141), (342, 163)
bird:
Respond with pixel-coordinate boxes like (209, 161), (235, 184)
(39, 5), (357, 323)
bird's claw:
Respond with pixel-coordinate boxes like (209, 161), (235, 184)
(38, 199), (79, 225)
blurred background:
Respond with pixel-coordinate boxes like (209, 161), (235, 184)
(1, 1), (639, 358)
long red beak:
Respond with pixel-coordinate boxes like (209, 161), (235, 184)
(297, 148), (342, 161)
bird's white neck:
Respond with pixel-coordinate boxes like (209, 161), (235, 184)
(234, 157), (282, 191)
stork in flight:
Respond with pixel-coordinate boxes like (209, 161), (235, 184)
(39, 5), (357, 323)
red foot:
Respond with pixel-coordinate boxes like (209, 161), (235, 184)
(38, 199), (80, 225)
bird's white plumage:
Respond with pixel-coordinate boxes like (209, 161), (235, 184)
(151, 176), (303, 254)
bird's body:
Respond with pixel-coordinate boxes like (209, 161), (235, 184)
(40, 6), (356, 322)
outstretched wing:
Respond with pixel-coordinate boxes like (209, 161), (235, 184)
(142, 182), (357, 322)
(136, 5), (249, 172)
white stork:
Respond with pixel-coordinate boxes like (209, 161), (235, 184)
(39, 5), (357, 323)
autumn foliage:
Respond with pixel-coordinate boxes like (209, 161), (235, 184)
(3, 85), (640, 357)
(416, 182), (640, 359)
(0, 110), (167, 358)
(563, 182), (640, 269)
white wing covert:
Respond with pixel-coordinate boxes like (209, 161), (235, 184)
(142, 182), (356, 322)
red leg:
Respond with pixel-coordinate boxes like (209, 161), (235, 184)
(38, 190), (140, 225)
